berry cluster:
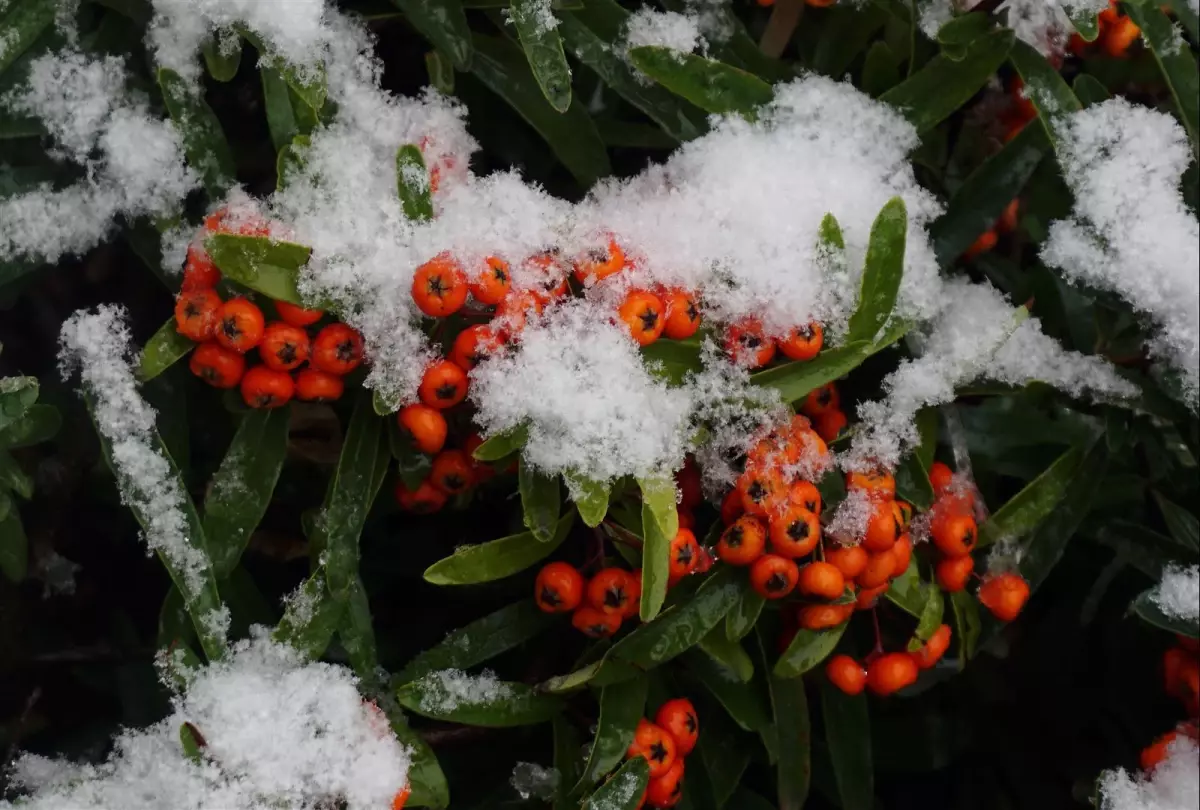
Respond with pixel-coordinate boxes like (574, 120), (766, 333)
(1141, 636), (1200, 771)
(534, 562), (638, 637)
(626, 698), (700, 809)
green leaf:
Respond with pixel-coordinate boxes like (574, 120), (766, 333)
(0, 450), (34, 500)
(0, 509), (27, 582)
(138, 319), (195, 382)
(950, 590), (982, 665)
(1164, 0), (1200, 41)
(641, 339), (703, 384)
(390, 0), (474, 70)
(585, 757), (649, 810)
(275, 134), (310, 192)
(179, 722), (205, 763)
(611, 567), (741, 669)
(774, 623), (848, 678)
(725, 578), (766, 641)
(1069, 5), (1101, 41)
(339, 575), (381, 681)
(0, 376), (38, 431)
(1072, 73), (1110, 108)
(627, 47), (774, 120)
(375, 697), (451, 808)
(880, 30), (1015, 134)
(819, 212), (846, 250)
(202, 35), (242, 82)
(894, 408), (937, 510)
(978, 442), (1090, 549)
(558, 1), (705, 142)
(272, 569), (345, 660)
(423, 511), (576, 585)
(510, 0), (572, 111)
(750, 342), (871, 404)
(520, 463), (561, 543)
(397, 600), (557, 683)
(846, 197), (906, 344)
(470, 35), (610, 188)
(684, 649), (775, 743)
(425, 50), (455, 94)
(936, 12), (993, 58)
(812, 5), (889, 79)
(0, 0), (56, 77)
(1152, 491), (1200, 551)
(0, 404), (61, 449)
(820, 683), (873, 810)
(238, 27), (327, 113)
(768, 648), (811, 809)
(886, 558), (935, 618)
(576, 674), (648, 787)
(566, 474), (611, 527)
(638, 473), (678, 621)
(260, 66), (299, 152)
(0, 490), (10, 522)
(1124, 2), (1199, 153)
(397, 675), (562, 726)
(204, 233), (313, 305)
(907, 586), (945, 651)
(157, 68), (237, 197)
(203, 407), (290, 577)
(1131, 587), (1200, 639)
(554, 716), (583, 810)
(698, 627), (754, 682)
(472, 424), (529, 461)
(931, 122), (1048, 264)
(1007, 38), (1083, 141)
(861, 41), (902, 97)
(396, 144), (434, 222)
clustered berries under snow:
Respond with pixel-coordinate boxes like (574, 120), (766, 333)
(2, 635), (411, 810)
(0, 50), (195, 264)
(1042, 98), (1200, 401)
(1151, 565), (1200, 623)
(1098, 735), (1199, 810)
(57, 306), (211, 594)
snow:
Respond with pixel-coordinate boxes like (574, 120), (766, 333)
(511, 762), (560, 800)
(1042, 99), (1200, 401)
(1151, 565), (1200, 622)
(2, 635), (411, 810)
(507, 0), (558, 35)
(58, 306), (210, 595)
(413, 669), (514, 714)
(1098, 736), (1199, 810)
(624, 8), (706, 54)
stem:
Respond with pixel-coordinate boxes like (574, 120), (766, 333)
(871, 607), (884, 654)
(759, 0), (805, 59)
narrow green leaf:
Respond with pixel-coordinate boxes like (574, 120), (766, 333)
(936, 12), (993, 59)
(390, 0), (474, 70)
(396, 144), (434, 222)
(0, 404), (61, 449)
(698, 627), (754, 682)
(473, 423), (529, 461)
(774, 622), (848, 678)
(1069, 5), (1101, 41)
(423, 511), (576, 585)
(397, 600), (557, 682)
(0, 490), (10, 522)
(1131, 587), (1200, 639)
(179, 722), (205, 763)
(520, 463), (561, 543)
(238, 27), (327, 112)
(0, 376), (38, 431)
(276, 134), (310, 192)
(260, 66), (299, 152)
(202, 35), (242, 82)
(272, 569), (345, 660)
(1072, 73), (1110, 108)
(611, 567), (741, 669)
(750, 342), (871, 404)
(397, 674), (562, 726)
(725, 578), (766, 641)
(554, 716), (583, 810)
(684, 649), (775, 745)
(641, 339), (703, 384)
(1124, 2), (1199, 153)
(1164, 0), (1200, 42)
(374, 696), (451, 808)
(204, 233), (313, 305)
(768, 652), (811, 809)
(638, 473), (678, 621)
(577, 674), (648, 787)
(1007, 38), (1083, 141)
(820, 212), (846, 250)
(157, 68), (236, 197)
(894, 411), (936, 511)
(1152, 491), (1200, 551)
(950, 589), (982, 665)
(907, 587), (945, 651)
(861, 41), (902, 97)
(471, 35), (610, 187)
(846, 197), (906, 344)
(0, 450), (34, 500)
(0, 0), (56, 77)
(585, 757), (650, 810)
(510, 0), (572, 111)
(977, 443), (1090, 549)
(820, 683), (873, 810)
(138, 319), (194, 382)
(627, 46), (774, 120)
(812, 5), (889, 79)
(0, 509), (28, 582)
(885, 558), (935, 618)
(566, 474), (611, 527)
(339, 574), (381, 681)
(425, 50), (455, 94)
(203, 407), (290, 577)
(880, 30), (1015, 134)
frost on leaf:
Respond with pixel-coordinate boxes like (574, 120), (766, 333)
(414, 668), (514, 713)
(624, 8), (706, 55)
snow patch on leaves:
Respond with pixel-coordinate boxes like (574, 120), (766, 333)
(414, 668), (514, 713)
(624, 8), (706, 54)
(1098, 736), (1199, 810)
(1152, 564), (1200, 622)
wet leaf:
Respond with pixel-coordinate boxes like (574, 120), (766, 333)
(768, 645), (811, 808)
(520, 463), (561, 543)
(950, 590), (982, 665)
(0, 376), (37, 431)
(158, 68), (236, 197)
(576, 674), (648, 787)
(846, 197), (906, 344)
(750, 341), (872, 405)
(472, 423), (529, 461)
(725, 578), (766, 641)
(138, 319), (194, 382)
(1131, 587), (1199, 639)
(1072, 73), (1110, 108)
(894, 409), (937, 510)
(272, 569), (344, 660)
(566, 474), (611, 527)
(390, 0), (474, 70)
(886, 558), (935, 618)
(261, 66), (299, 152)
(424, 512), (576, 585)
(396, 144), (434, 222)
(638, 473), (678, 621)
(202, 35), (241, 82)
(774, 622), (848, 678)
(907, 586), (945, 651)
(1124, 2), (1198, 152)
(936, 12), (993, 59)
(0, 0), (56, 77)
(205, 234), (313, 306)
(238, 27), (327, 112)
(685, 648), (775, 747)
(698, 627), (754, 682)
(1007, 38), (1082, 141)
(627, 47), (774, 120)
(511, 0), (572, 111)
(585, 757), (649, 810)
(397, 676), (563, 726)
(978, 442), (1090, 549)
(820, 683), (873, 810)
(554, 716), (583, 810)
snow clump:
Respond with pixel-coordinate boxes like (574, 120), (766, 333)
(1097, 735), (1199, 810)
(1151, 565), (1200, 623)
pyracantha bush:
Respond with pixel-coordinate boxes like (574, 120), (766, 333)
(0, 0), (1197, 807)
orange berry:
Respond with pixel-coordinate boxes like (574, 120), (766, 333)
(662, 290), (701, 340)
(412, 253), (468, 317)
(750, 554), (800, 599)
(493, 289), (543, 339)
(240, 366), (294, 409)
(525, 251), (569, 304)
(800, 383), (839, 417)
(259, 322), (311, 372)
(449, 324), (500, 372)
(204, 206), (269, 235)
(587, 568), (636, 615)
(931, 512), (978, 558)
(826, 545), (868, 579)
(535, 561), (584, 613)
(866, 652), (919, 696)
(572, 238), (626, 284)
(935, 554), (975, 592)
(469, 256), (512, 306)
(857, 549), (896, 589)
(826, 654), (867, 695)
(768, 504), (821, 558)
(911, 624), (952, 670)
(645, 757), (685, 808)
(862, 499), (900, 552)
(846, 470), (895, 498)
(891, 534), (913, 578)
(618, 290), (666, 346)
(654, 698), (699, 757)
(627, 719), (678, 779)
(777, 323), (823, 361)
(189, 342), (245, 388)
(391, 786), (411, 810)
(978, 573), (1030, 622)
(997, 199), (1020, 234)
(1140, 731), (1179, 772)
(798, 561), (845, 600)
(855, 582), (889, 610)
(394, 479), (447, 513)
(175, 288), (222, 342)
(676, 460), (703, 511)
(274, 300), (324, 327)
(1164, 647), (1189, 698)
(963, 229), (998, 260)
(789, 480), (821, 514)
(814, 409), (847, 442)
(796, 603), (852, 631)
(215, 298), (266, 353)
(294, 369), (344, 402)
(181, 245), (220, 290)
(720, 489), (744, 526)
(418, 361), (468, 410)
(311, 323), (364, 375)
(430, 449), (474, 494)
(668, 528), (701, 581)
(1102, 15), (1140, 57)
(572, 606), (622, 638)
(397, 404), (448, 455)
(736, 465), (787, 518)
(1177, 635), (1200, 654)
(725, 320), (776, 368)
(716, 516), (767, 566)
